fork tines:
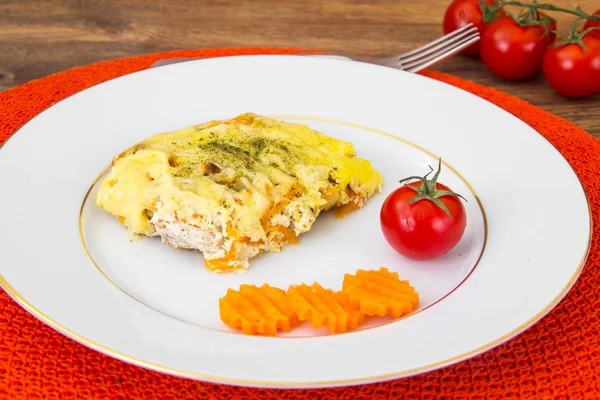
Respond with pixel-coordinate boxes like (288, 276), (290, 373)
(399, 23), (480, 73)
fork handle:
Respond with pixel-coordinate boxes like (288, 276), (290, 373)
(150, 54), (356, 68)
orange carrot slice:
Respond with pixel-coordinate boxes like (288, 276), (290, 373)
(342, 267), (419, 318)
(287, 283), (365, 333)
(219, 284), (300, 335)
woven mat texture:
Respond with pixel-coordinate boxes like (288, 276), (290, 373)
(0, 47), (598, 399)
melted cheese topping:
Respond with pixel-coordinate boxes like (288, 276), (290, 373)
(96, 113), (383, 269)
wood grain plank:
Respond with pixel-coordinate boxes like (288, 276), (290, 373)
(0, 0), (598, 138)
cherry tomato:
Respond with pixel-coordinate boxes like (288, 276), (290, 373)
(443, 0), (504, 55)
(543, 35), (600, 98)
(380, 161), (467, 261)
(480, 16), (553, 80)
(583, 9), (600, 38)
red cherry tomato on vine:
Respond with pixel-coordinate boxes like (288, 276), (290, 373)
(543, 35), (600, 98)
(443, 0), (504, 55)
(583, 9), (600, 38)
(480, 16), (553, 80)
(380, 160), (467, 261)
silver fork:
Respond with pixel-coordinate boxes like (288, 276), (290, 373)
(151, 24), (479, 73)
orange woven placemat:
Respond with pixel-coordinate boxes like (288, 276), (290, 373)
(0, 47), (598, 399)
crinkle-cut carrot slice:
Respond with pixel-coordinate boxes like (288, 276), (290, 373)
(219, 284), (300, 335)
(286, 283), (365, 334)
(342, 267), (419, 318)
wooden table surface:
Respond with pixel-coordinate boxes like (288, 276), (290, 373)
(1, 0), (598, 139)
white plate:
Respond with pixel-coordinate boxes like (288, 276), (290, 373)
(0, 55), (591, 388)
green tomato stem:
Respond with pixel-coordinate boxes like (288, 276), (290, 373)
(501, 1), (600, 22)
(398, 159), (467, 219)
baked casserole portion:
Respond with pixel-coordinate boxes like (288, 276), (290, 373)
(96, 113), (383, 272)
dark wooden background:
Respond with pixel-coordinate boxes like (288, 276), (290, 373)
(1, 0), (598, 138)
